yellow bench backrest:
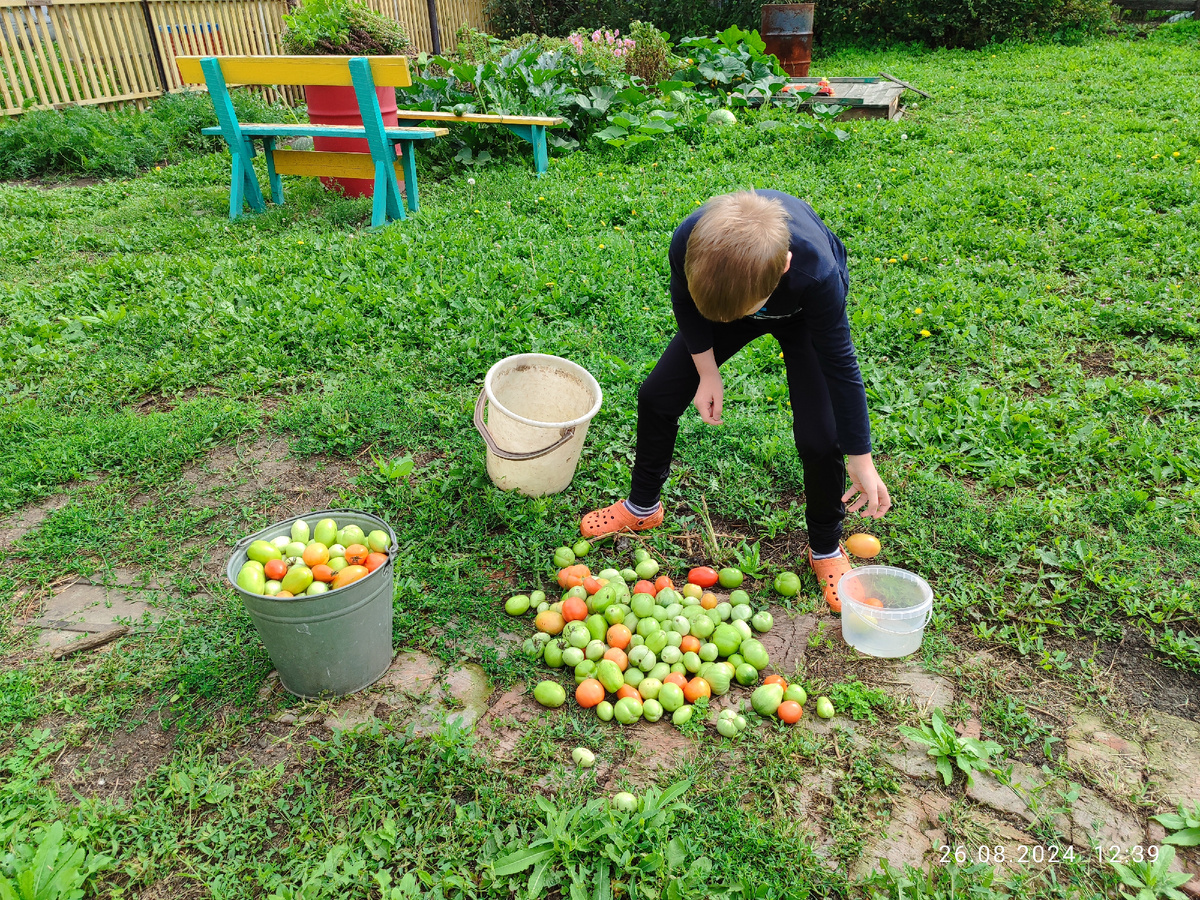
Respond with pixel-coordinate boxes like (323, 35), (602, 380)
(176, 55), (412, 88)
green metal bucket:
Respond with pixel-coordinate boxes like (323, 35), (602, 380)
(226, 509), (396, 698)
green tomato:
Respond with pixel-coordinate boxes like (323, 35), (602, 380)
(682, 651), (701, 673)
(729, 589), (751, 606)
(596, 701), (614, 722)
(651, 604), (670, 622)
(623, 612), (640, 633)
(712, 623), (742, 656)
(367, 529), (391, 553)
(280, 565), (312, 595)
(552, 546), (576, 568)
(620, 568), (638, 583)
(562, 647), (585, 668)
(816, 697), (836, 719)
(714, 602), (733, 622)
(598, 568), (622, 582)
(740, 638), (770, 671)
(665, 631), (683, 648)
(731, 604), (753, 622)
(624, 667), (644, 688)
(637, 678), (662, 701)
(336, 524), (365, 548)
(313, 518), (338, 547)
(671, 704), (694, 727)
(614, 697), (643, 724)
(564, 621), (591, 649)
(628, 633), (645, 649)
(630, 593), (656, 618)
(575, 660), (597, 684)
(647, 663), (670, 683)
(689, 614), (715, 639)
(637, 650), (657, 673)
(530, 590), (546, 605)
(774, 571), (801, 597)
(751, 683), (784, 717)
(264, 580), (282, 596)
(656, 588), (680, 606)
(597, 660), (624, 693)
(572, 747), (595, 768)
(717, 717), (740, 738)
(328, 557), (349, 574)
(634, 548), (650, 563)
(327, 543), (347, 559)
(735, 663), (759, 686)
(636, 617), (661, 639)
(572, 539), (591, 557)
(566, 585), (588, 601)
(270, 535), (290, 552)
(641, 698), (664, 723)
(752, 611), (774, 633)
(543, 639), (566, 668)
(644, 630), (669, 655)
(670, 662), (686, 675)
(284, 541), (307, 559)
(305, 581), (329, 596)
(246, 540), (282, 565)
(728, 653), (745, 668)
(699, 642), (719, 662)
(585, 614), (609, 643)
(784, 684), (808, 705)
(236, 561), (266, 594)
(658, 682), (685, 712)
(612, 791), (638, 811)
(533, 681), (566, 708)
(290, 519), (310, 544)
(586, 640), (608, 662)
(635, 558), (660, 580)
(663, 602), (683, 618)
(718, 567), (743, 588)
(732, 618), (753, 642)
(660, 645), (682, 665)
(605, 605), (626, 626)
(505, 594), (531, 616)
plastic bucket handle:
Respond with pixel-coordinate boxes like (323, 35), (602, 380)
(473, 387), (576, 461)
(852, 603), (933, 636)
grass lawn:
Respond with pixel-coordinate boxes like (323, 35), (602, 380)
(1, 29), (1198, 899)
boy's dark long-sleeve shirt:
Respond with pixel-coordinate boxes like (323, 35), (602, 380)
(668, 190), (872, 456)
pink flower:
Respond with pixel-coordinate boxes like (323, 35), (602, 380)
(592, 30), (600, 42)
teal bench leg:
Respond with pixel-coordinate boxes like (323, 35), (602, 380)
(263, 137), (284, 205)
(201, 56), (265, 218)
(399, 141), (419, 212)
(501, 123), (549, 175)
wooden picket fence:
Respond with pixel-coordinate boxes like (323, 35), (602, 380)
(0, 0), (486, 117)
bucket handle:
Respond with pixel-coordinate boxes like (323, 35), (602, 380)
(856, 604), (934, 635)
(474, 387), (576, 461)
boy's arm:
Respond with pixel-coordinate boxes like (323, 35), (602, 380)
(692, 349), (723, 425)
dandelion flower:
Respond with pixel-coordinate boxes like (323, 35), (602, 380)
(888, 258), (897, 263)
(1048, 146), (1054, 151)
(914, 308), (922, 314)
(599, 244), (606, 249)
(1152, 154), (1160, 159)
(1172, 151), (1180, 158)
(467, 177), (475, 185)
(902, 254), (909, 260)
(919, 329), (931, 337)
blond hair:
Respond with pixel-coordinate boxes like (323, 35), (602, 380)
(684, 191), (790, 322)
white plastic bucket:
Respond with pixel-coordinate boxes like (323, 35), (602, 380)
(837, 566), (934, 658)
(473, 353), (603, 497)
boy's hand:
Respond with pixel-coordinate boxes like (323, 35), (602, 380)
(843, 454), (891, 518)
(694, 374), (724, 425)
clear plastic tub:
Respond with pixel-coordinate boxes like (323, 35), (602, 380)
(837, 566), (933, 658)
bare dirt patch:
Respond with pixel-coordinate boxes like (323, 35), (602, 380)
(55, 718), (175, 802)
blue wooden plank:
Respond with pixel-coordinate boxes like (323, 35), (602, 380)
(348, 57), (405, 225)
(200, 57), (265, 217)
(201, 124), (443, 140)
(500, 122), (550, 174)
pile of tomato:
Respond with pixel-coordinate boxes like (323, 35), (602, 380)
(506, 541), (834, 731)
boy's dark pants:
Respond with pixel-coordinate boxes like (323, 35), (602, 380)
(629, 315), (847, 555)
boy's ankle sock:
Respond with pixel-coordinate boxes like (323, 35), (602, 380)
(810, 545), (843, 560)
(623, 499), (661, 517)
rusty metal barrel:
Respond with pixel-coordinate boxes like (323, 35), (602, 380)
(761, 3), (815, 77)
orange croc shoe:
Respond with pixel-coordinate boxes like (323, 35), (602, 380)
(580, 501), (663, 539)
(808, 547), (853, 613)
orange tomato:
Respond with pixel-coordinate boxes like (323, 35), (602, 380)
(576, 679), (605, 708)
(863, 597), (885, 609)
(344, 544), (369, 566)
(264, 559), (288, 581)
(688, 566), (719, 588)
(663, 672), (688, 688)
(606, 624), (632, 650)
(311, 564), (334, 583)
(763, 674), (788, 689)
(680, 635), (701, 655)
(562, 597), (588, 622)
(583, 575), (603, 595)
(302, 543), (330, 567)
(331, 564), (369, 589)
(700, 592), (718, 610)
(616, 685), (640, 702)
(654, 575), (674, 593)
(633, 580), (656, 597)
(603, 647), (628, 671)
(364, 552), (387, 573)
(275, 590), (294, 598)
(683, 678), (711, 703)
(777, 700), (802, 724)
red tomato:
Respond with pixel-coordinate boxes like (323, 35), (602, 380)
(344, 544), (370, 566)
(364, 552), (387, 573)
(654, 575), (674, 593)
(311, 564), (334, 583)
(633, 579), (657, 597)
(264, 559), (287, 581)
(688, 567), (719, 588)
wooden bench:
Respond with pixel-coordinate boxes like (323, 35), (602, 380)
(391, 109), (566, 174)
(176, 55), (449, 227)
